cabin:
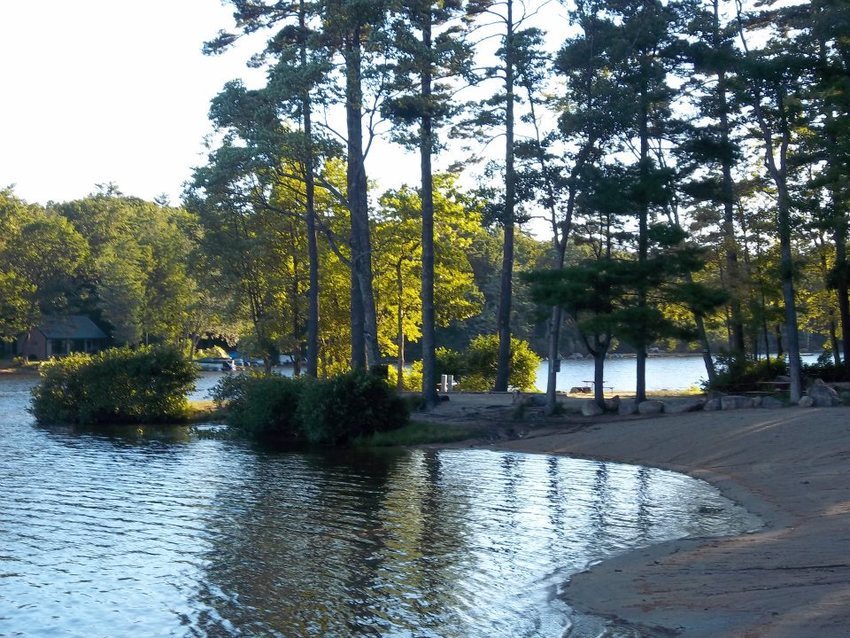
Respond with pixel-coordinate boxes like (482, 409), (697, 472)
(17, 316), (108, 361)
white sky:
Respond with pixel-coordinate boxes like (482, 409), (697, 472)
(0, 1), (564, 211)
(0, 1), (261, 204)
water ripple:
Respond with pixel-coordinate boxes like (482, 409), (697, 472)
(0, 378), (759, 637)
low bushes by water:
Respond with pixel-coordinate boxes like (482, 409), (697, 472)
(704, 354), (789, 393)
(212, 370), (410, 446)
(211, 373), (303, 444)
(30, 346), (197, 425)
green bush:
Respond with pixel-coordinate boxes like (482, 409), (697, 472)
(436, 347), (465, 377)
(298, 370), (410, 445)
(211, 372), (305, 444)
(705, 354), (789, 393)
(386, 348), (467, 392)
(801, 359), (849, 383)
(31, 346), (197, 425)
(457, 334), (540, 392)
(213, 369), (410, 446)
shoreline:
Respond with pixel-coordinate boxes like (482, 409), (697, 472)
(423, 397), (850, 637)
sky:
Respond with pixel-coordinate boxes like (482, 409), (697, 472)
(0, 1), (259, 204)
(0, 1), (566, 210)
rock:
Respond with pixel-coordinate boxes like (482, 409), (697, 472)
(721, 395), (754, 410)
(664, 398), (705, 414)
(808, 379), (840, 407)
(581, 399), (604, 417)
(604, 395), (621, 412)
(638, 400), (664, 415)
(798, 396), (814, 408)
(760, 396), (785, 409)
(703, 398), (722, 411)
(618, 399), (639, 416)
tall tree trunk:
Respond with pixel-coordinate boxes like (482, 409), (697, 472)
(291, 240), (302, 377)
(834, 224), (850, 370)
(397, 258), (405, 391)
(635, 90), (649, 403)
(816, 26), (850, 373)
(713, 0), (746, 356)
(718, 70), (745, 356)
(696, 312), (716, 385)
(301, 0), (319, 378)
(738, 14), (801, 401)
(351, 264), (365, 369)
(775, 166), (801, 400)
(495, 0), (515, 392)
(420, 11), (438, 408)
(593, 348), (606, 408)
(345, 27), (381, 370)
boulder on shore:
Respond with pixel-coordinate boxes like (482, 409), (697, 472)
(604, 395), (621, 412)
(618, 399), (639, 416)
(638, 400), (664, 415)
(664, 398), (705, 414)
(798, 396), (814, 408)
(703, 398), (722, 411)
(720, 395), (754, 410)
(808, 379), (840, 407)
(581, 400), (604, 417)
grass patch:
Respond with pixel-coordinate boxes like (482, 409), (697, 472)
(356, 420), (488, 447)
(187, 400), (228, 423)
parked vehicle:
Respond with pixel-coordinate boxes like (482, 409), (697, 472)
(194, 357), (236, 372)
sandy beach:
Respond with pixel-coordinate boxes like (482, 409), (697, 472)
(424, 395), (850, 637)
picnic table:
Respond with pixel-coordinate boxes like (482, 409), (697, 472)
(582, 380), (614, 393)
(756, 380), (791, 393)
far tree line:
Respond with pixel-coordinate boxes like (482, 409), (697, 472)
(1, 0), (848, 412)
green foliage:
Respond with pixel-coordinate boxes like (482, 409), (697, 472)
(801, 360), (850, 384)
(196, 345), (230, 359)
(30, 346), (197, 425)
(298, 370), (410, 445)
(436, 347), (465, 378)
(211, 373), (305, 444)
(387, 360), (423, 392)
(705, 354), (789, 393)
(213, 369), (409, 446)
(458, 334), (540, 392)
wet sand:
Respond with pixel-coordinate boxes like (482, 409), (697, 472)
(424, 396), (850, 637)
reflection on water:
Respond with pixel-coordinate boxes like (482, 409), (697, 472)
(0, 378), (759, 637)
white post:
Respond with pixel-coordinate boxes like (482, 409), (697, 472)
(440, 374), (449, 393)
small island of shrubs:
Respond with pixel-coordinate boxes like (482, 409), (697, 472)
(211, 370), (409, 446)
(30, 345), (410, 447)
(30, 346), (197, 425)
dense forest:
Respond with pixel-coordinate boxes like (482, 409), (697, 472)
(1, 0), (848, 409)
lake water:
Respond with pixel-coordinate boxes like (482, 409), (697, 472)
(533, 353), (825, 393)
(1, 377), (760, 637)
(191, 352), (824, 399)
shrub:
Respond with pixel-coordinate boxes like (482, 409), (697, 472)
(211, 372), (305, 444)
(801, 359), (849, 383)
(31, 346), (197, 425)
(705, 354), (789, 393)
(457, 335), (540, 392)
(212, 369), (410, 447)
(387, 361), (423, 392)
(436, 347), (465, 378)
(298, 370), (409, 445)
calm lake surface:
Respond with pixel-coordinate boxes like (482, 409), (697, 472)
(532, 353), (824, 393)
(1, 377), (760, 637)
